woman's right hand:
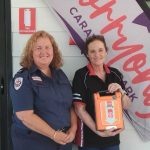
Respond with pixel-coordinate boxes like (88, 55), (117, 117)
(96, 128), (124, 137)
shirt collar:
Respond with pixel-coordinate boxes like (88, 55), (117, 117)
(28, 64), (57, 77)
(29, 64), (39, 74)
(87, 63), (110, 76)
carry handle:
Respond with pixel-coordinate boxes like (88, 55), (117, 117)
(98, 90), (115, 96)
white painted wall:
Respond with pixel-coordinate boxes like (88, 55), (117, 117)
(11, 0), (150, 150)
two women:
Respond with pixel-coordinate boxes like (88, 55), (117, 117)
(10, 31), (130, 150)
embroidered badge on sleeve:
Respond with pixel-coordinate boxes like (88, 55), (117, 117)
(14, 77), (23, 90)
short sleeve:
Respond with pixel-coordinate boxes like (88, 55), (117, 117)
(72, 70), (86, 104)
(9, 72), (34, 112)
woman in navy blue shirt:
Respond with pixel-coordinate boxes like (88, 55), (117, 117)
(10, 30), (77, 150)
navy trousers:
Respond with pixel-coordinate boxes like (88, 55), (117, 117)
(78, 145), (119, 150)
(11, 125), (72, 150)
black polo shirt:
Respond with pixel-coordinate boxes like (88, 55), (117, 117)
(72, 64), (125, 148)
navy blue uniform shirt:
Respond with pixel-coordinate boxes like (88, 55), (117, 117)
(10, 65), (73, 130)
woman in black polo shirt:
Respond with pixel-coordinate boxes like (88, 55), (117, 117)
(72, 35), (131, 150)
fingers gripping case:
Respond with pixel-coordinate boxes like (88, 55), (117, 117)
(94, 92), (124, 131)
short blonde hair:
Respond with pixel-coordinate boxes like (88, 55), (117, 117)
(20, 30), (63, 69)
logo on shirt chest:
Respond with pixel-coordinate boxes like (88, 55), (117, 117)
(31, 76), (42, 81)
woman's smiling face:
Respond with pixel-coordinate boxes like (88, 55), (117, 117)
(87, 40), (107, 67)
(32, 37), (54, 68)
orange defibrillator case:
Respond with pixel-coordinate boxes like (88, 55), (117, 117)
(93, 91), (124, 131)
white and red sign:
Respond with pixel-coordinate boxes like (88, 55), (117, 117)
(19, 8), (36, 34)
(44, 0), (150, 141)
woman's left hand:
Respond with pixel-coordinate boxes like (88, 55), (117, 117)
(65, 128), (76, 143)
(108, 83), (131, 109)
(108, 83), (122, 93)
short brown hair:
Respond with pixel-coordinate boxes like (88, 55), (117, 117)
(20, 30), (63, 69)
(85, 34), (108, 54)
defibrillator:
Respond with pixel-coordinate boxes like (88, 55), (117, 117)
(94, 91), (124, 131)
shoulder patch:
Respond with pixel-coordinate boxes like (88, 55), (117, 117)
(16, 68), (26, 75)
(14, 77), (23, 90)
